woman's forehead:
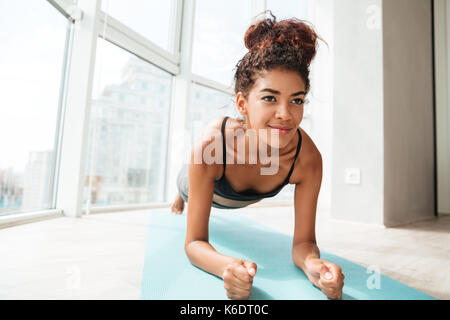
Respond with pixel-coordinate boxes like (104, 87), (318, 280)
(252, 69), (306, 92)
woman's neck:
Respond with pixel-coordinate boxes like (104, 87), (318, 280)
(234, 117), (298, 160)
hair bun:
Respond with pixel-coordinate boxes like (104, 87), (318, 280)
(244, 11), (277, 52)
(244, 10), (320, 66)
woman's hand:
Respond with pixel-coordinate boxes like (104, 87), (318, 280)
(222, 259), (257, 300)
(305, 258), (345, 300)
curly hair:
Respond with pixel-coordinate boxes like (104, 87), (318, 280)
(233, 11), (324, 99)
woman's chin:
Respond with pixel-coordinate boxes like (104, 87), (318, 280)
(257, 129), (292, 149)
(266, 139), (289, 150)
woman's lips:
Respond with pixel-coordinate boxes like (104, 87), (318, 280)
(268, 125), (293, 135)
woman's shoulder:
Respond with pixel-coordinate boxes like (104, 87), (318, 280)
(290, 127), (323, 184)
(207, 116), (243, 130)
(200, 116), (244, 139)
(189, 116), (237, 180)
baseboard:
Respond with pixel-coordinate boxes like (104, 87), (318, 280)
(0, 210), (64, 229)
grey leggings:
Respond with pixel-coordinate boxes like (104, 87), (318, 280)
(176, 164), (231, 210)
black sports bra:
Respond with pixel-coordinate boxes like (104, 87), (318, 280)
(213, 116), (302, 202)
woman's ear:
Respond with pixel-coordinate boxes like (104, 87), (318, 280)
(236, 92), (247, 116)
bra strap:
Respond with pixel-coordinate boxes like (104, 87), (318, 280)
(285, 128), (302, 183)
(220, 116), (229, 179)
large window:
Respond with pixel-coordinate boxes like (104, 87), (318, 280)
(266, 0), (308, 20)
(187, 84), (239, 145)
(0, 0), (69, 216)
(0, 0), (326, 219)
(191, 0), (252, 86)
(83, 38), (172, 208)
(101, 0), (178, 53)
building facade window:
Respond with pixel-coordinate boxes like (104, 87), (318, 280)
(84, 38), (172, 207)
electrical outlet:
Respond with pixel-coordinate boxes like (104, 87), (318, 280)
(345, 168), (361, 185)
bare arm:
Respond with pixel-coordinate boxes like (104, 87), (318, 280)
(185, 241), (238, 278)
(291, 147), (345, 299)
(291, 149), (322, 271)
(184, 121), (239, 279)
(184, 151), (257, 300)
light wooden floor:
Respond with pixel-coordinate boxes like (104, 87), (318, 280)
(0, 207), (448, 299)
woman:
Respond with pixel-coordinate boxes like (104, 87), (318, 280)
(171, 12), (344, 300)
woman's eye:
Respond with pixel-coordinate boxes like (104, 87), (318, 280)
(262, 96), (307, 105)
(262, 96), (276, 102)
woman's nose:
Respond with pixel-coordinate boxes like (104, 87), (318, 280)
(275, 103), (290, 119)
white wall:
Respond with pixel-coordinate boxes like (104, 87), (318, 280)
(331, 0), (385, 225)
(329, 0), (436, 226)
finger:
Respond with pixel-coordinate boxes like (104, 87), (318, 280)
(319, 277), (337, 289)
(319, 264), (333, 281)
(323, 261), (343, 279)
(231, 276), (253, 291)
(323, 290), (336, 300)
(308, 274), (321, 288)
(323, 286), (337, 296)
(321, 265), (344, 288)
(323, 289), (339, 300)
(227, 285), (251, 298)
(226, 289), (249, 300)
(333, 274), (345, 289)
(318, 266), (336, 289)
(307, 258), (325, 277)
(232, 264), (253, 283)
(330, 287), (343, 300)
(231, 293), (249, 300)
(224, 285), (234, 300)
(226, 270), (252, 291)
(226, 291), (239, 300)
(242, 261), (257, 277)
(332, 289), (343, 300)
(327, 274), (344, 288)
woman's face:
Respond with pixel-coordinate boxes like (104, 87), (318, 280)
(237, 67), (306, 149)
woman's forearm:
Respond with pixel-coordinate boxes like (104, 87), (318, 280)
(185, 240), (239, 279)
(292, 241), (321, 273)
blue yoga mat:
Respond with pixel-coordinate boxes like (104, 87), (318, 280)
(141, 210), (436, 300)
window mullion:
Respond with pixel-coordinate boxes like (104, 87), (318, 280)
(47, 0), (83, 23)
(165, 0), (196, 201)
(56, 0), (101, 218)
(171, 0), (184, 59)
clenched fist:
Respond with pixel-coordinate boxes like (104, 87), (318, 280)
(222, 260), (257, 300)
(305, 258), (345, 300)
